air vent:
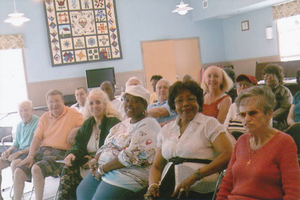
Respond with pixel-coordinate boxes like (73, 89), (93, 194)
(203, 0), (208, 9)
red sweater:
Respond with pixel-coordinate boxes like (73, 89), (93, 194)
(217, 131), (300, 200)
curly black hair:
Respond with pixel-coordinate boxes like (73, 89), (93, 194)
(168, 80), (203, 112)
(262, 64), (284, 85)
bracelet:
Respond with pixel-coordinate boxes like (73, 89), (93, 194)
(147, 183), (159, 191)
(97, 164), (105, 175)
(90, 158), (97, 163)
(194, 170), (203, 180)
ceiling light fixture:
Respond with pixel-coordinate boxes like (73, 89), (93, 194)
(172, 0), (194, 15)
(4, 0), (30, 26)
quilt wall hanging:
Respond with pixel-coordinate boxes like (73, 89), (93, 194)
(44, 0), (122, 66)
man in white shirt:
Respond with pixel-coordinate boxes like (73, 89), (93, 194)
(100, 81), (126, 120)
(71, 87), (88, 114)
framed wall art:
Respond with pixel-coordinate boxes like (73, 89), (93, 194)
(44, 0), (122, 66)
(241, 20), (249, 31)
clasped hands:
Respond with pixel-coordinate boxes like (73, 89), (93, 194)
(144, 175), (196, 200)
(89, 158), (102, 181)
(1, 150), (17, 162)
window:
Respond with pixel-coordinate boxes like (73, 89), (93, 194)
(277, 14), (300, 61)
(0, 49), (28, 131)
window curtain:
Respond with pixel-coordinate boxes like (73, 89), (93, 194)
(273, 0), (300, 21)
(0, 34), (25, 50)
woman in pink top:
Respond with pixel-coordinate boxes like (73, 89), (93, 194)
(217, 86), (300, 200)
(201, 66), (233, 124)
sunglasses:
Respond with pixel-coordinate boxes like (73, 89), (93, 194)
(238, 110), (259, 118)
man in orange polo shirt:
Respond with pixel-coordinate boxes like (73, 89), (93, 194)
(13, 89), (84, 200)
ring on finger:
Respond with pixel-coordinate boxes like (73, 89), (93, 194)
(180, 188), (185, 192)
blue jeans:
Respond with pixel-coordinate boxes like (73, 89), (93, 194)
(76, 173), (135, 200)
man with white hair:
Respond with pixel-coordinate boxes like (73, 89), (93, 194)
(125, 76), (142, 88)
(0, 100), (39, 200)
(14, 89), (84, 200)
(147, 79), (177, 125)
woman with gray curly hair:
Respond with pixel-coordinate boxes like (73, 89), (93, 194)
(217, 86), (300, 200)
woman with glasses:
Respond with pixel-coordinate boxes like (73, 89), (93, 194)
(262, 64), (293, 130)
(217, 86), (300, 200)
(144, 80), (233, 200)
(76, 85), (161, 200)
(201, 66), (233, 124)
(224, 74), (257, 141)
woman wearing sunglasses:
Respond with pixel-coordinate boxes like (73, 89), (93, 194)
(217, 86), (300, 200)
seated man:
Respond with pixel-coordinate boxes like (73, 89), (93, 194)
(14, 89), (84, 200)
(0, 100), (39, 200)
(263, 64), (293, 130)
(125, 76), (142, 88)
(149, 75), (162, 104)
(224, 74), (257, 142)
(147, 79), (177, 126)
(71, 87), (88, 114)
(100, 81), (126, 120)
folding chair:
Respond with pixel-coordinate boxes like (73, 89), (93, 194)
(212, 169), (226, 200)
(0, 126), (13, 151)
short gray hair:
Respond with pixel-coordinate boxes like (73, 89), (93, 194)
(18, 100), (33, 109)
(235, 86), (276, 114)
(125, 77), (142, 88)
(46, 89), (63, 100)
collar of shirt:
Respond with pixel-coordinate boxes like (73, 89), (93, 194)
(170, 112), (203, 134)
(21, 115), (36, 127)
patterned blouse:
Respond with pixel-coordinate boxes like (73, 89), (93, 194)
(97, 117), (161, 188)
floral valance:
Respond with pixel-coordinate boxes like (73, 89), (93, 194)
(273, 0), (300, 21)
(0, 34), (25, 50)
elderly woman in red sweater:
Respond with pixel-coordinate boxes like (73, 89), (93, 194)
(217, 86), (300, 200)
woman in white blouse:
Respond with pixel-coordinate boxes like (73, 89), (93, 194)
(76, 85), (161, 200)
(145, 80), (232, 200)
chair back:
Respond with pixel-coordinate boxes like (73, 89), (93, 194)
(0, 127), (13, 142)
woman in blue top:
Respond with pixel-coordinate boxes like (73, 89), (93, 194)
(286, 69), (300, 154)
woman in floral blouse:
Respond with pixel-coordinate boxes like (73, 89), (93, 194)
(76, 85), (161, 200)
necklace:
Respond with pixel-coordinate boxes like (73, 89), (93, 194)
(247, 137), (261, 166)
(94, 124), (101, 149)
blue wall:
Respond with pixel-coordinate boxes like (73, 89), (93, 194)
(0, 0), (225, 83)
(222, 7), (278, 61)
(0, 0), (278, 83)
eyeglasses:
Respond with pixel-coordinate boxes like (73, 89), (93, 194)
(174, 97), (197, 104)
(236, 83), (253, 88)
(238, 110), (259, 118)
(263, 74), (276, 79)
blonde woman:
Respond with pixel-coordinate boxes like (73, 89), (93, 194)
(201, 66), (233, 124)
(57, 88), (121, 200)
